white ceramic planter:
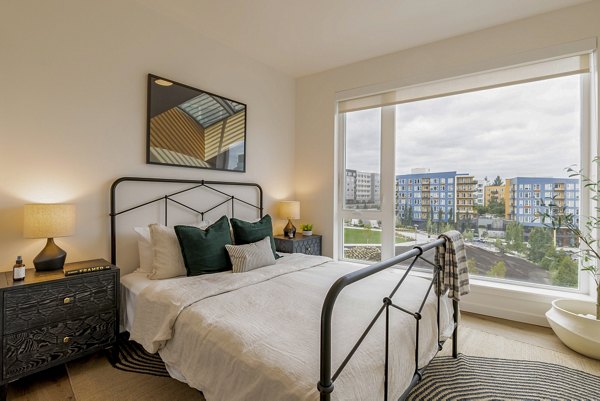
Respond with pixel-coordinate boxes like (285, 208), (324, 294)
(546, 299), (600, 360)
(303, 231), (313, 236)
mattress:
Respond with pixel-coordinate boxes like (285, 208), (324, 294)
(127, 254), (453, 400)
(121, 271), (192, 332)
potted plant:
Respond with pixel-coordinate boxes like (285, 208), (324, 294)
(301, 224), (313, 236)
(542, 161), (600, 359)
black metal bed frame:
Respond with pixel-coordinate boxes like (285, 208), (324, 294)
(109, 177), (263, 265)
(109, 176), (458, 400)
(318, 239), (459, 400)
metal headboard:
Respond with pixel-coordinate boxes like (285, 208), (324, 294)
(109, 177), (263, 265)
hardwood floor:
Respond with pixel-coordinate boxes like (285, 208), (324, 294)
(7, 365), (74, 401)
(460, 312), (573, 354)
(5, 312), (595, 400)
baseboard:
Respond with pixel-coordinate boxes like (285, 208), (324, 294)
(460, 300), (550, 327)
(459, 281), (595, 328)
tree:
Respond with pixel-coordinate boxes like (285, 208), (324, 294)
(539, 159), (600, 318)
(440, 222), (454, 233)
(434, 210), (441, 234)
(540, 246), (559, 270)
(527, 227), (554, 264)
(550, 254), (578, 288)
(426, 208), (434, 234)
(363, 223), (372, 244)
(495, 238), (505, 254)
(467, 258), (478, 274)
(404, 206), (414, 226)
(479, 199), (505, 217)
(476, 205), (488, 215)
(505, 222), (525, 253)
(489, 199), (505, 217)
(487, 261), (507, 278)
(463, 228), (474, 241)
(492, 175), (504, 186)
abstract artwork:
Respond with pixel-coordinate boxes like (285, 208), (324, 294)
(147, 74), (246, 172)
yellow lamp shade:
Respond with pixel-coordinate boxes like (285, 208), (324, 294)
(24, 204), (76, 239)
(279, 201), (300, 220)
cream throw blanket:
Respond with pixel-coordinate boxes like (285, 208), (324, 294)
(131, 254), (454, 401)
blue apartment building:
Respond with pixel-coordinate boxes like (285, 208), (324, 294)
(396, 171), (457, 223)
(509, 177), (580, 227)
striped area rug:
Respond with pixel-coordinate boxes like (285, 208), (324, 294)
(109, 337), (169, 377)
(407, 354), (600, 400)
(109, 341), (600, 400)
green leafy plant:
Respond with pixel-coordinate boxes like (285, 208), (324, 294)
(540, 160), (600, 320)
(301, 223), (313, 231)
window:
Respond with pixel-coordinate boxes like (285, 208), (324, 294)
(338, 53), (591, 291)
(341, 109), (382, 262)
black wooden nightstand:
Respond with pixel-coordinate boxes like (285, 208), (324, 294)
(0, 259), (119, 398)
(274, 235), (322, 256)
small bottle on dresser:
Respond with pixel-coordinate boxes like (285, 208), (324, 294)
(13, 256), (25, 281)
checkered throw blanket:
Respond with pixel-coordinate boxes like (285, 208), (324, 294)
(434, 230), (470, 301)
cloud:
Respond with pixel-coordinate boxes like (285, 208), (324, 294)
(345, 74), (581, 181)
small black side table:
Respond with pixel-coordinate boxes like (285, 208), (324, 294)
(274, 235), (322, 256)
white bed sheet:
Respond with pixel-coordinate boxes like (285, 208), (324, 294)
(121, 271), (192, 332)
(127, 254), (454, 401)
(121, 271), (150, 332)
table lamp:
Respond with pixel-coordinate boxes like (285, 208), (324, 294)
(279, 201), (300, 238)
(24, 204), (76, 271)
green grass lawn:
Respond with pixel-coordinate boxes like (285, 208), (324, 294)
(344, 227), (413, 244)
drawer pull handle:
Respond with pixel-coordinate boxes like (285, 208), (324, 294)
(63, 336), (71, 344)
(63, 297), (72, 304)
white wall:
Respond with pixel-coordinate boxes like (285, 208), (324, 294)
(295, 2), (599, 325)
(0, 0), (296, 273)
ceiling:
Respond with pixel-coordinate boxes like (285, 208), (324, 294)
(136, 0), (590, 77)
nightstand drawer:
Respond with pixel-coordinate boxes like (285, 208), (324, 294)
(274, 235), (322, 256)
(3, 273), (116, 335)
(3, 310), (116, 381)
(293, 237), (321, 255)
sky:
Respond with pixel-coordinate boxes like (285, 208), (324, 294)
(345, 74), (581, 181)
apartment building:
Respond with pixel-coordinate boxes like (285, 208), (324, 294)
(484, 178), (512, 219)
(475, 182), (486, 206)
(455, 174), (478, 221)
(508, 177), (579, 227)
(344, 169), (380, 206)
(396, 170), (457, 223)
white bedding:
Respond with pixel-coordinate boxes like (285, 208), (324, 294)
(128, 254), (454, 401)
(120, 271), (157, 332)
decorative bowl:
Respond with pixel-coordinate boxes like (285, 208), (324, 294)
(546, 299), (600, 360)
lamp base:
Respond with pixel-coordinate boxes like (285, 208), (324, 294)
(283, 219), (296, 238)
(33, 238), (67, 271)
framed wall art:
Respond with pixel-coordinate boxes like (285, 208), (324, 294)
(147, 74), (246, 172)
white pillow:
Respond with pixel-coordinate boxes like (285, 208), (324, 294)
(134, 221), (210, 275)
(225, 236), (276, 273)
(134, 226), (153, 273)
(148, 224), (187, 279)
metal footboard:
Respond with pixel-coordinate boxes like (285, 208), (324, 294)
(318, 239), (459, 401)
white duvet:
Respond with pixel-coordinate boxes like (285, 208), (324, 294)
(130, 254), (454, 401)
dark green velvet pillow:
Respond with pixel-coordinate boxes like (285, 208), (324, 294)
(174, 215), (232, 276)
(230, 214), (280, 259)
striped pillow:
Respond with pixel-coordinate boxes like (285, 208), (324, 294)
(225, 236), (276, 273)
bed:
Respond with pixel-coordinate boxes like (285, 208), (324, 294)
(111, 177), (459, 401)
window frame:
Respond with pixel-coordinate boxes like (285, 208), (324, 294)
(336, 54), (595, 297)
